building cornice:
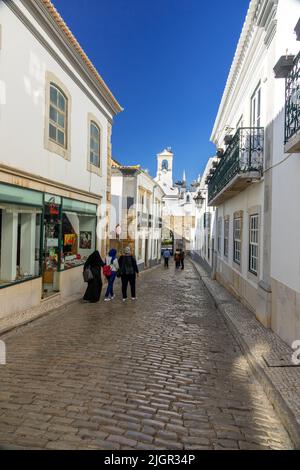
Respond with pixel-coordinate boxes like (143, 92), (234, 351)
(4, 0), (123, 119)
(211, 0), (278, 144)
(38, 0), (122, 115)
(111, 159), (161, 189)
(111, 167), (140, 177)
(0, 163), (103, 202)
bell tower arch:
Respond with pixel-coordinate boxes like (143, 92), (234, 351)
(156, 148), (174, 187)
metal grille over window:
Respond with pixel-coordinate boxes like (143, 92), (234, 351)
(233, 218), (241, 264)
(49, 84), (67, 148)
(285, 51), (300, 144)
(249, 214), (259, 275)
(90, 122), (100, 167)
(217, 218), (222, 253)
(224, 218), (229, 257)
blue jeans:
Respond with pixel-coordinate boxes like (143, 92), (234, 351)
(105, 272), (117, 298)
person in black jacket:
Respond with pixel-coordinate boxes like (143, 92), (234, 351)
(180, 249), (185, 270)
(118, 246), (139, 301)
(83, 250), (105, 302)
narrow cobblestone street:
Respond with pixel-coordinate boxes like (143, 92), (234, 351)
(0, 260), (293, 450)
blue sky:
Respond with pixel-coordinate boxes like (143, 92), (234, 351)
(53, 0), (249, 184)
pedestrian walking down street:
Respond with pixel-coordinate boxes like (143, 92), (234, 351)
(83, 250), (105, 303)
(174, 248), (181, 269)
(118, 246), (139, 301)
(104, 248), (119, 301)
(180, 249), (185, 270)
(163, 248), (171, 268)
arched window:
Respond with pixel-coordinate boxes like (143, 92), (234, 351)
(162, 159), (169, 171)
(49, 83), (67, 148)
(90, 121), (100, 167)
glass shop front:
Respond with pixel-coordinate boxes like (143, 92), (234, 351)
(0, 183), (97, 299)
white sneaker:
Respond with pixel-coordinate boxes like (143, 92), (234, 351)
(122, 298), (127, 302)
(110, 295), (115, 300)
(131, 297), (137, 301)
(104, 298), (111, 302)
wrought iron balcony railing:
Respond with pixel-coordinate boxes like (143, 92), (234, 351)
(208, 127), (264, 204)
(285, 51), (300, 145)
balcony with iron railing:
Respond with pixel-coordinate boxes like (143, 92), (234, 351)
(208, 127), (264, 206)
(285, 51), (300, 153)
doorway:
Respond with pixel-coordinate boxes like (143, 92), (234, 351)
(144, 238), (149, 268)
(42, 196), (61, 298)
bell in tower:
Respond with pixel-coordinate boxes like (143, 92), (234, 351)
(156, 148), (174, 188)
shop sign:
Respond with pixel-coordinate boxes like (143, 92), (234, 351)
(49, 203), (59, 215)
(45, 194), (62, 205)
(47, 238), (59, 247)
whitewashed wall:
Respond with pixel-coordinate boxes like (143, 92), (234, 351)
(271, 0), (300, 295)
(0, 2), (111, 199)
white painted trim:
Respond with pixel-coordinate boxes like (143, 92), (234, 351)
(44, 71), (72, 161)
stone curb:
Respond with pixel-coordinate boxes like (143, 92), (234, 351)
(190, 258), (300, 450)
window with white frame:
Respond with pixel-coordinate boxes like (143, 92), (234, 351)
(217, 218), (222, 253)
(90, 121), (100, 167)
(224, 218), (229, 257)
(249, 214), (259, 275)
(233, 217), (242, 264)
(251, 84), (261, 128)
(49, 83), (67, 148)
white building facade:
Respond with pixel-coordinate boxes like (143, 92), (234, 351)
(203, 0), (300, 346)
(0, 0), (122, 331)
(110, 161), (164, 270)
(191, 159), (217, 274)
(155, 149), (196, 252)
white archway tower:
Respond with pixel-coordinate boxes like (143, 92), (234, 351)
(156, 148), (174, 188)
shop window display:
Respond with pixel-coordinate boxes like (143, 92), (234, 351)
(0, 185), (98, 295)
(43, 197), (61, 296)
(0, 206), (42, 287)
(61, 212), (96, 270)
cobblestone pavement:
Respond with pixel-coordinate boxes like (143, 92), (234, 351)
(191, 257), (300, 448)
(0, 260), (293, 449)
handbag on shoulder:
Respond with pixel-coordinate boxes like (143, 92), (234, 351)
(116, 268), (122, 278)
(103, 264), (112, 277)
(83, 266), (94, 282)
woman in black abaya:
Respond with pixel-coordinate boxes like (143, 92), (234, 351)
(83, 250), (105, 302)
